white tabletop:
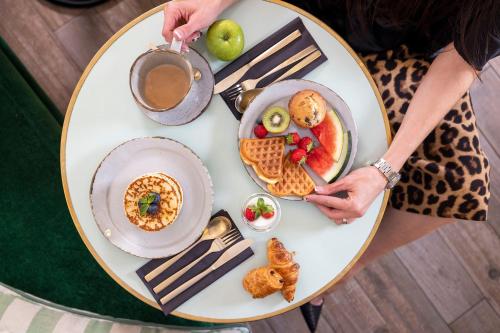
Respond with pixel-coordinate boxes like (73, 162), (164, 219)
(61, 0), (390, 323)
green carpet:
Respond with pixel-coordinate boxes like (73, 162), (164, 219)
(0, 37), (209, 327)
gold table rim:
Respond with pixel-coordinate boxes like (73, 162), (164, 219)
(60, 0), (391, 323)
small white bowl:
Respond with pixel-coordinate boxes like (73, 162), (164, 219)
(241, 193), (281, 232)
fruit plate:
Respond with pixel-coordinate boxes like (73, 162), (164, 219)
(238, 79), (358, 200)
(90, 137), (214, 258)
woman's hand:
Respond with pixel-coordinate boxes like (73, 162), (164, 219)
(305, 166), (387, 224)
(162, 0), (234, 49)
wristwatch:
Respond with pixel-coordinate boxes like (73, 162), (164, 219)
(371, 158), (401, 189)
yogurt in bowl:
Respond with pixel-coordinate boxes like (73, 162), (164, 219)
(242, 193), (281, 232)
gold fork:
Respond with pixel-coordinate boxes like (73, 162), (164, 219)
(152, 229), (240, 294)
(224, 45), (318, 99)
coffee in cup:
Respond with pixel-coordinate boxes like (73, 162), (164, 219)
(143, 64), (190, 109)
(130, 47), (201, 112)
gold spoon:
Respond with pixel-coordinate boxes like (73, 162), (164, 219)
(144, 216), (232, 282)
(234, 88), (263, 114)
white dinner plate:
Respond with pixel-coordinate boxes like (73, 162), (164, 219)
(238, 79), (358, 200)
(90, 137), (214, 258)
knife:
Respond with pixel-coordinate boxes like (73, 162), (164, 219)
(160, 238), (254, 304)
(271, 50), (322, 83)
(213, 29), (302, 94)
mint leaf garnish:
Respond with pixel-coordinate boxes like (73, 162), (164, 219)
(138, 193), (157, 217)
(146, 193), (156, 204)
(257, 198), (265, 210)
(139, 201), (149, 217)
(262, 204), (274, 213)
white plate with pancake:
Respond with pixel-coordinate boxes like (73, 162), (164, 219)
(90, 137), (214, 258)
(238, 79), (358, 200)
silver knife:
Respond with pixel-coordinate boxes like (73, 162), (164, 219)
(160, 238), (254, 304)
(213, 29), (302, 94)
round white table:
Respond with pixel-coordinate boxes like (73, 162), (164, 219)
(61, 0), (390, 323)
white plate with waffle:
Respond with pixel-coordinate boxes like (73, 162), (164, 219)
(238, 79), (358, 200)
(90, 137), (214, 258)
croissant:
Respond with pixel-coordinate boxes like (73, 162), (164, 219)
(243, 267), (284, 298)
(267, 237), (300, 302)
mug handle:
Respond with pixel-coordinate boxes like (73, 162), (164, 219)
(151, 41), (182, 53)
(170, 38), (183, 53)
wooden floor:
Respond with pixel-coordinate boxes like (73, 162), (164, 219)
(2, 1), (499, 332)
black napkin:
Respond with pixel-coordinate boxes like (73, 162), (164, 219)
(136, 210), (254, 316)
(215, 17), (328, 120)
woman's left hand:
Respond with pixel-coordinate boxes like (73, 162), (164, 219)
(305, 166), (388, 224)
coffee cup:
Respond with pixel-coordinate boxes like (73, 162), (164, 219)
(130, 45), (201, 112)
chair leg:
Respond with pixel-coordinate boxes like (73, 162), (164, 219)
(300, 298), (324, 332)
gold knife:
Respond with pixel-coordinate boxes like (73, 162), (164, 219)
(160, 238), (254, 305)
(270, 50), (322, 83)
(213, 29), (302, 94)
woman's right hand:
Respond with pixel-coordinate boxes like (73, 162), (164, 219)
(162, 0), (233, 48)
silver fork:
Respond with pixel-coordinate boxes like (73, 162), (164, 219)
(224, 45), (318, 100)
(152, 229), (240, 294)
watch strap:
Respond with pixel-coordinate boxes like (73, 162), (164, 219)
(371, 158), (401, 189)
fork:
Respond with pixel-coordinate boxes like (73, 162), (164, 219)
(152, 229), (240, 294)
(224, 45), (318, 100)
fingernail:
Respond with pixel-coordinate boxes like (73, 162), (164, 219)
(314, 186), (322, 192)
(303, 196), (309, 202)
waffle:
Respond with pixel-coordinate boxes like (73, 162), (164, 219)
(240, 137), (285, 184)
(267, 155), (315, 197)
(123, 173), (183, 232)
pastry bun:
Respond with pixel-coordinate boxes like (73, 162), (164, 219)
(288, 90), (327, 128)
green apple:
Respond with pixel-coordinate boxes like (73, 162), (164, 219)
(206, 19), (244, 61)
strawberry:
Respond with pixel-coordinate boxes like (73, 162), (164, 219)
(298, 137), (314, 152)
(286, 132), (300, 145)
(253, 124), (268, 138)
(262, 211), (274, 219)
(245, 207), (256, 221)
(290, 148), (307, 165)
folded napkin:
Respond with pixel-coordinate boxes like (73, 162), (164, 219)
(215, 17), (328, 120)
(136, 210), (253, 316)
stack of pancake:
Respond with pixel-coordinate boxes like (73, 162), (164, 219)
(123, 172), (183, 231)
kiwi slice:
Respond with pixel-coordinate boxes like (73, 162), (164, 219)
(262, 106), (290, 133)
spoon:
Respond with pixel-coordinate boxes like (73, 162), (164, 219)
(144, 216), (232, 282)
(234, 88), (263, 114)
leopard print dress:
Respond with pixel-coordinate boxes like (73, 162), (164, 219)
(361, 45), (490, 221)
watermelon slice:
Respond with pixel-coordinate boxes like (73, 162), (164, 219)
(306, 146), (334, 179)
(307, 131), (351, 183)
(310, 109), (344, 161)
(307, 109), (349, 182)
(330, 131), (352, 182)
